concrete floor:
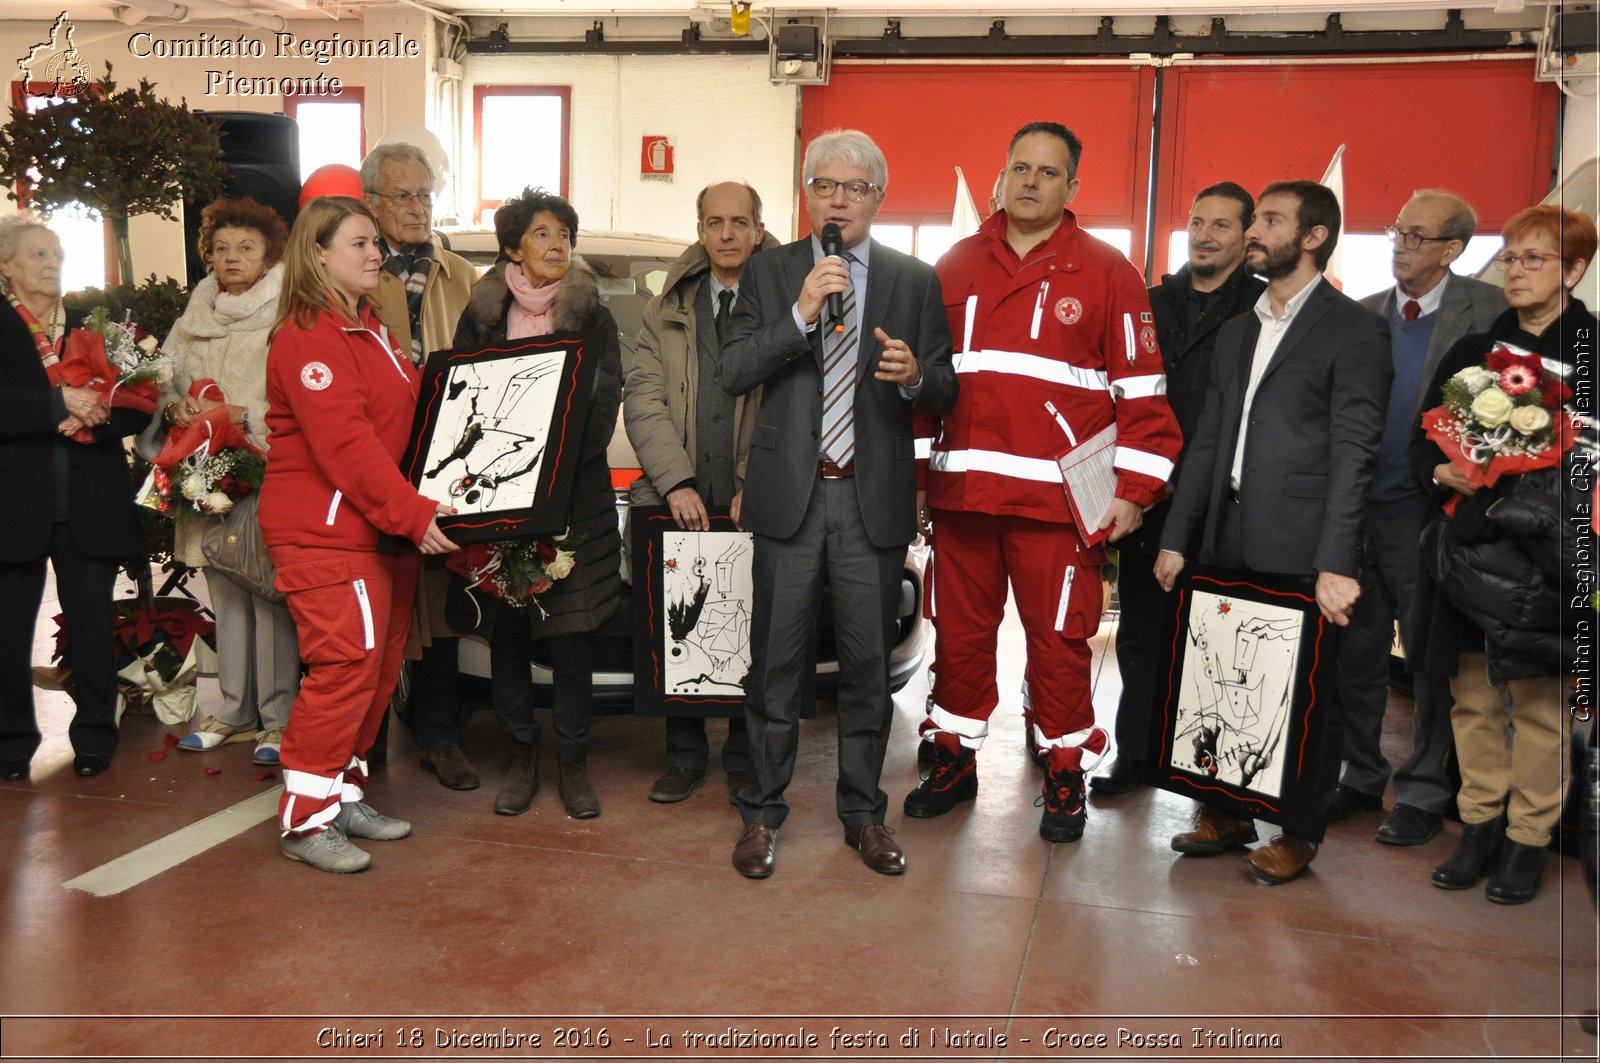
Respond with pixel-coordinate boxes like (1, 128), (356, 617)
(1, 570), (1595, 1062)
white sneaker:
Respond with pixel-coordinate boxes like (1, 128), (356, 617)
(280, 823), (372, 873)
(334, 801), (412, 841)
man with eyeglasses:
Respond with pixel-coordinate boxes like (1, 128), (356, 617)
(360, 142), (480, 792)
(907, 121), (1181, 847)
(718, 129), (957, 879)
(1330, 190), (1502, 845)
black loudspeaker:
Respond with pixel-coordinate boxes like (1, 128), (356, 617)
(184, 111), (300, 286)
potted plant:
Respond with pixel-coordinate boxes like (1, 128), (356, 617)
(0, 64), (224, 286)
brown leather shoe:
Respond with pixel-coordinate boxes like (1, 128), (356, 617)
(732, 824), (778, 879)
(1171, 804), (1257, 854)
(844, 824), (906, 876)
(421, 745), (481, 791)
(1244, 835), (1318, 884)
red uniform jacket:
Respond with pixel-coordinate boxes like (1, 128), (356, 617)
(923, 210), (1182, 524)
(260, 304), (436, 551)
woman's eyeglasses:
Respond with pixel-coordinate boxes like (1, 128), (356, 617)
(1491, 251), (1558, 271)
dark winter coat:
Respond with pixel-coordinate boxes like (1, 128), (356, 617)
(1124, 261), (1265, 556)
(449, 258), (624, 640)
(1409, 299), (1595, 683)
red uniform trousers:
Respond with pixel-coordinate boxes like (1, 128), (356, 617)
(925, 509), (1109, 771)
(271, 543), (419, 835)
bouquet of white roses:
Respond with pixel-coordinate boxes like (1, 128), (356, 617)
(1421, 341), (1577, 512)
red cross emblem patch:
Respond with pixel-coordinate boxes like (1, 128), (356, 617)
(300, 361), (332, 391)
(1139, 325), (1158, 354)
(1054, 297), (1083, 325)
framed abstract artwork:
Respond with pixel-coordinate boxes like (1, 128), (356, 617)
(631, 506), (754, 717)
(1145, 564), (1340, 837)
(398, 331), (600, 544)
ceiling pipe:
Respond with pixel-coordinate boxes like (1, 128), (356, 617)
(113, 0), (290, 32)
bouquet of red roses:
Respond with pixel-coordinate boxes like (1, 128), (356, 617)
(1420, 342), (1578, 515)
(447, 530), (585, 620)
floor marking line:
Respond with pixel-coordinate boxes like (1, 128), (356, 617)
(63, 787), (282, 897)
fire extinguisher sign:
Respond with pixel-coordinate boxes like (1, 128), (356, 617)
(641, 135), (674, 178)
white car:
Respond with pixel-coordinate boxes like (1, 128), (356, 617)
(426, 228), (931, 704)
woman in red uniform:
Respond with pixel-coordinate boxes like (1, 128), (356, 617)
(262, 196), (457, 873)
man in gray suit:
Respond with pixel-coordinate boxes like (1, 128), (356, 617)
(718, 129), (958, 879)
(1156, 180), (1392, 885)
(1331, 190), (1504, 844)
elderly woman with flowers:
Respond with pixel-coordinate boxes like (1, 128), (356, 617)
(152, 198), (300, 767)
(0, 214), (143, 781)
(1410, 203), (1595, 905)
(450, 186), (623, 821)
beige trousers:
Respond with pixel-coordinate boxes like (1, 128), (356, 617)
(1449, 652), (1570, 847)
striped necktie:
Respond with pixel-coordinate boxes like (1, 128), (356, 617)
(820, 254), (859, 466)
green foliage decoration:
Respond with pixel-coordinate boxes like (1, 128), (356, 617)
(0, 64), (224, 283)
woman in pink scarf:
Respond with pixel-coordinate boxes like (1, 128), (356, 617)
(450, 188), (623, 821)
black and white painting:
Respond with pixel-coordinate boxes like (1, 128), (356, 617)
(419, 352), (565, 514)
(660, 530), (754, 696)
(1168, 588), (1304, 798)
(632, 507), (756, 716)
(1147, 565), (1338, 835)
(398, 332), (599, 544)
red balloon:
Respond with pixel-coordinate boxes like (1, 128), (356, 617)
(298, 164), (363, 206)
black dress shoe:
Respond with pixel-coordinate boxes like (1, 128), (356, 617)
(844, 824), (906, 875)
(1485, 839), (1547, 905)
(1376, 804), (1443, 846)
(73, 754), (111, 777)
(0, 759), (29, 782)
(732, 823), (777, 879)
(1089, 758), (1144, 795)
(1326, 784), (1383, 821)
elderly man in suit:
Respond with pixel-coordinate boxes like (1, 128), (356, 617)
(718, 129), (958, 879)
(1156, 179), (1392, 885)
(1329, 190), (1504, 844)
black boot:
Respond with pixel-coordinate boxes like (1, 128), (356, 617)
(1038, 763), (1087, 843)
(904, 740), (978, 818)
(559, 759), (600, 819)
(1485, 838), (1547, 905)
(1431, 817), (1503, 890)
(494, 739), (538, 816)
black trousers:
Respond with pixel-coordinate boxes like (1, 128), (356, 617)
(1111, 545), (1170, 768)
(1210, 499), (1343, 844)
(490, 618), (593, 764)
(410, 636), (465, 748)
(0, 522), (121, 763)
(665, 715), (750, 774)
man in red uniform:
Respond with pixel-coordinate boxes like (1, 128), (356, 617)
(907, 121), (1182, 843)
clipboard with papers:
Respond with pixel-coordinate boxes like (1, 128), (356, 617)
(1045, 400), (1118, 548)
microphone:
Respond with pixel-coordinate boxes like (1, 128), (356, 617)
(820, 222), (845, 327)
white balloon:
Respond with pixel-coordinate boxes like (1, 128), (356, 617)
(372, 125), (450, 190)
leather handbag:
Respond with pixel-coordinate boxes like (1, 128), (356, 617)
(200, 491), (284, 603)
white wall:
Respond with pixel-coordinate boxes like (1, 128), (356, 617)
(464, 53), (798, 242)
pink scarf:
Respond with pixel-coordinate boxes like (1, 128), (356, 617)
(504, 262), (560, 340)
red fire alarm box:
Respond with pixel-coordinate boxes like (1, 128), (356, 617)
(641, 135), (674, 176)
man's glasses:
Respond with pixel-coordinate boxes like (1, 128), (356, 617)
(1383, 225), (1455, 250)
(806, 177), (882, 202)
(1491, 251), (1558, 271)
(373, 190), (434, 208)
